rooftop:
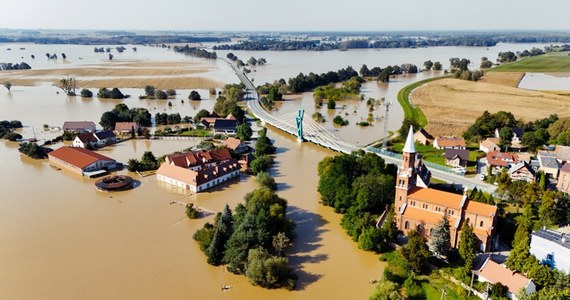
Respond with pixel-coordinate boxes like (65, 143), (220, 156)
(487, 151), (519, 167)
(538, 154), (559, 169)
(48, 146), (115, 169)
(403, 126), (416, 153)
(555, 145), (570, 162)
(465, 200), (497, 217)
(401, 205), (457, 227)
(114, 122), (139, 131)
(435, 137), (466, 148)
(407, 187), (463, 209)
(532, 229), (570, 250)
(508, 161), (535, 176)
(479, 258), (532, 294)
(561, 163), (570, 173)
(63, 121), (96, 129)
(222, 138), (243, 150)
(213, 119), (238, 130)
(94, 131), (116, 140)
(444, 149), (469, 160)
(480, 137), (500, 148)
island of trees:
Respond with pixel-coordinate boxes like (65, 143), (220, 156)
(173, 45), (217, 59)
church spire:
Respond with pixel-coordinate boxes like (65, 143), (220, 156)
(402, 126), (416, 153)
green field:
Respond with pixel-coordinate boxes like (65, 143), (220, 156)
(397, 76), (448, 128)
(490, 52), (570, 72)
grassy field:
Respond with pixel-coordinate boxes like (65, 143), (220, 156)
(389, 142), (445, 165)
(411, 78), (570, 137)
(397, 76), (448, 128)
(490, 52), (570, 72)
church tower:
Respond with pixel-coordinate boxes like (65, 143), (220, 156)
(394, 126), (417, 218)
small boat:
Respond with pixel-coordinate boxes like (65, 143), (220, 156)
(221, 285), (231, 291)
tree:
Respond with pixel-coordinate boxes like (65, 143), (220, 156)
(18, 142), (47, 159)
(539, 191), (557, 227)
(80, 88), (93, 98)
(206, 204), (233, 265)
(382, 206), (399, 243)
(499, 127), (513, 151)
(360, 64), (370, 77)
(433, 61), (442, 71)
(369, 280), (400, 300)
(144, 85), (155, 97)
(245, 247), (296, 290)
(166, 89), (176, 96)
(423, 60), (433, 70)
(430, 214), (451, 257)
(398, 118), (419, 138)
(358, 227), (385, 253)
(236, 123), (253, 141)
(154, 89), (167, 100)
(189, 90), (201, 100)
(186, 203), (199, 219)
(400, 229), (429, 273)
(458, 224), (476, 278)
(489, 282), (508, 299)
(327, 99), (336, 109)
(251, 155), (273, 175)
(194, 109), (210, 123)
(256, 172), (277, 190)
(59, 77), (76, 96)
(272, 232), (290, 256)
(255, 128), (276, 157)
(506, 206), (533, 272)
(3, 82), (12, 91)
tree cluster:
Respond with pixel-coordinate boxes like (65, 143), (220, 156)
(213, 39), (337, 51)
(0, 120), (23, 141)
(99, 103), (151, 130)
(287, 66), (358, 93)
(250, 128), (276, 174)
(193, 176), (297, 290)
(97, 87), (127, 99)
(213, 96), (245, 122)
(0, 62), (31, 71)
(318, 152), (398, 253)
(173, 45), (217, 59)
(126, 151), (160, 172)
(155, 112), (181, 125)
(18, 142), (49, 159)
(332, 115), (349, 126)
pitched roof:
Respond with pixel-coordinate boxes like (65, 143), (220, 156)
(555, 145), (570, 162)
(166, 148), (232, 168)
(157, 159), (240, 186)
(48, 146), (115, 169)
(508, 161), (535, 176)
(479, 258), (532, 295)
(435, 137), (466, 148)
(444, 149), (469, 161)
(512, 127), (524, 137)
(407, 187), (463, 209)
(76, 132), (97, 143)
(157, 162), (197, 184)
(402, 205), (457, 226)
(480, 137), (500, 148)
(63, 121), (96, 130)
(222, 138), (243, 150)
(114, 122), (139, 131)
(561, 163), (570, 173)
(214, 119), (238, 130)
(94, 131), (116, 140)
(226, 114), (237, 120)
(403, 126), (416, 153)
(415, 128), (434, 140)
(487, 151), (519, 167)
(465, 200), (497, 217)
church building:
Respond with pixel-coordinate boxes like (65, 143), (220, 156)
(394, 127), (498, 252)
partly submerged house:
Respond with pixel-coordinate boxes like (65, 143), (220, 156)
(62, 121), (96, 133)
(156, 159), (240, 192)
(114, 122), (140, 136)
(72, 131), (116, 148)
(222, 138), (250, 154)
(48, 146), (116, 176)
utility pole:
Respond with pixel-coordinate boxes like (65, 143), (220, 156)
(382, 101), (392, 149)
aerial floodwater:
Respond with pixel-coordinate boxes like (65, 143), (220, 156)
(518, 72), (570, 91)
(0, 41), (556, 299)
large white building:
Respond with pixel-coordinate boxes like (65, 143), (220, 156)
(157, 159), (240, 192)
(530, 228), (570, 274)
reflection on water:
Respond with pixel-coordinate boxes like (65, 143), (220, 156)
(518, 72), (570, 91)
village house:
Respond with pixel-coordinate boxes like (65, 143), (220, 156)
(486, 151), (519, 169)
(495, 127), (524, 145)
(479, 137), (501, 153)
(157, 149), (239, 193)
(508, 161), (536, 183)
(554, 145), (570, 164)
(48, 146), (117, 176)
(537, 151), (560, 178)
(62, 121), (96, 133)
(200, 114), (238, 135)
(114, 122), (140, 136)
(477, 258), (536, 300)
(72, 131), (117, 148)
(433, 137), (466, 150)
(444, 149), (469, 168)
(222, 138), (250, 154)
(557, 163), (570, 194)
(413, 128), (434, 145)
(530, 228), (570, 274)
(395, 128), (497, 252)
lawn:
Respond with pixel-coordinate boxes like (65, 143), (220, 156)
(490, 52), (570, 72)
(389, 142), (445, 165)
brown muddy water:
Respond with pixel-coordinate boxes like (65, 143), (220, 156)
(0, 133), (383, 299)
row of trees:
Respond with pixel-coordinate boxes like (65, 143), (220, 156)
(193, 173), (297, 289)
(99, 103), (152, 130)
(287, 66), (359, 93)
(0, 62), (31, 71)
(173, 45), (217, 59)
(313, 76), (363, 107)
(139, 85), (176, 100)
(18, 142), (49, 159)
(250, 128), (276, 175)
(0, 120), (23, 141)
(155, 112), (182, 125)
(97, 87), (127, 99)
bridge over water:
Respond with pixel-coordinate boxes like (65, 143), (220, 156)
(226, 60), (497, 193)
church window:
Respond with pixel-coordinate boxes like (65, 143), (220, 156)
(404, 221), (410, 229)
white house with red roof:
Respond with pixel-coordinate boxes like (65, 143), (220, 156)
(478, 258), (536, 300)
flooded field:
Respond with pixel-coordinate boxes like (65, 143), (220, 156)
(0, 41), (555, 299)
(518, 72), (570, 91)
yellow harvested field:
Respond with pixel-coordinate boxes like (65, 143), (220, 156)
(478, 72), (524, 87)
(67, 77), (224, 89)
(412, 78), (570, 137)
(0, 66), (209, 78)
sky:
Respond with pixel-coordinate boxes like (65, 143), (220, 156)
(1, 0), (570, 32)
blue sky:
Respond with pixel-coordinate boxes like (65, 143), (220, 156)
(2, 0), (570, 31)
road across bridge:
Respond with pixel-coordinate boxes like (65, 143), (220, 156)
(226, 60), (497, 193)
